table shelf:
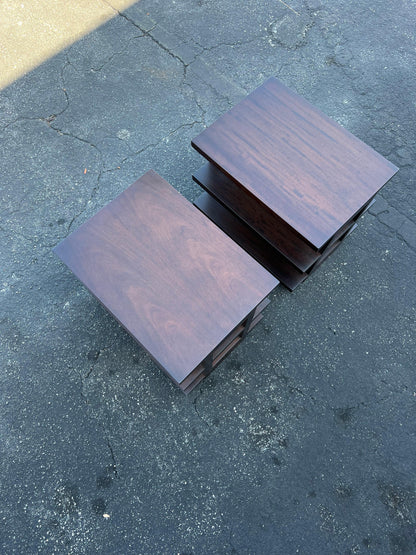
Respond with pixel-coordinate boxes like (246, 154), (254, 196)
(54, 170), (278, 393)
(191, 77), (397, 290)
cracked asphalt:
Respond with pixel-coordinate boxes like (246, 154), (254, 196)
(1, 1), (415, 553)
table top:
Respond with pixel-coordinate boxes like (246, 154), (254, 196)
(192, 77), (398, 249)
(54, 170), (278, 384)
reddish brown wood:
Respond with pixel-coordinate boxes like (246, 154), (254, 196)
(212, 323), (245, 360)
(194, 192), (359, 290)
(180, 363), (207, 393)
(194, 192), (308, 290)
(308, 224), (358, 275)
(249, 313), (263, 331)
(54, 170), (278, 389)
(183, 304), (267, 393)
(192, 77), (398, 249)
(253, 297), (270, 317)
(183, 373), (205, 394)
(193, 162), (321, 271)
(193, 164), (376, 272)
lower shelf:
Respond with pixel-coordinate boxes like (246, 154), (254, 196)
(180, 298), (268, 394)
(193, 162), (320, 271)
(194, 192), (358, 291)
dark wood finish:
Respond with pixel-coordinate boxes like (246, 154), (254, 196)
(253, 297), (270, 317)
(308, 224), (357, 275)
(179, 363), (206, 392)
(193, 164), (376, 271)
(194, 192), (359, 290)
(249, 312), (263, 331)
(193, 163), (320, 270)
(192, 77), (398, 249)
(180, 296), (271, 393)
(212, 336), (242, 367)
(194, 192), (308, 290)
(183, 373), (205, 394)
(54, 170), (278, 388)
(319, 198), (375, 251)
(181, 318), (266, 393)
(212, 323), (245, 360)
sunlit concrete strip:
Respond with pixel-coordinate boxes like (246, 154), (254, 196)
(0, 0), (138, 90)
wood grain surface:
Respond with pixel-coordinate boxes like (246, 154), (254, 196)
(194, 192), (360, 290)
(183, 306), (267, 393)
(193, 162), (321, 270)
(192, 77), (398, 249)
(53, 170), (278, 385)
(193, 192), (308, 290)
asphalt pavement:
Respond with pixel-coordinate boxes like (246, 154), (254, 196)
(1, 0), (415, 553)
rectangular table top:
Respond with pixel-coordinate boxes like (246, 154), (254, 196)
(192, 77), (398, 249)
(54, 170), (278, 385)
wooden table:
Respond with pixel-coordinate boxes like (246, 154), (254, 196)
(192, 77), (398, 289)
(54, 171), (278, 393)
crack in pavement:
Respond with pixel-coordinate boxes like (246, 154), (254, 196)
(76, 361), (120, 478)
(192, 389), (211, 428)
(57, 53), (71, 119)
(0, 116), (42, 135)
(191, 35), (266, 55)
(1, 116), (202, 258)
(102, 1), (245, 119)
(107, 438), (118, 477)
(0, 223), (41, 247)
(0, 57), (69, 135)
(67, 31), (146, 74)
(367, 211), (416, 253)
(66, 169), (103, 234)
(102, 118), (204, 175)
(0, 197), (28, 220)
(84, 339), (118, 379)
(333, 394), (393, 416)
(102, 1), (189, 77)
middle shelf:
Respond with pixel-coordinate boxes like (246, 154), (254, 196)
(193, 163), (374, 290)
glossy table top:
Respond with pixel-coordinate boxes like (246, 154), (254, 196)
(192, 77), (398, 249)
(54, 171), (278, 384)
